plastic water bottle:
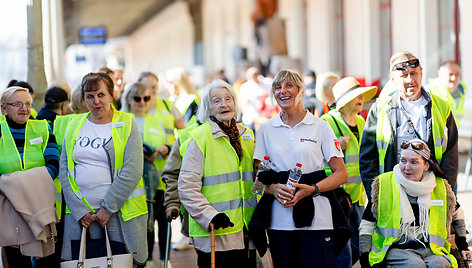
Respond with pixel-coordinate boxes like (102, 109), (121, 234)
(286, 163), (302, 190)
(252, 156), (270, 195)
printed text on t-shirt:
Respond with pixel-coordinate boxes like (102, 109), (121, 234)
(75, 136), (112, 149)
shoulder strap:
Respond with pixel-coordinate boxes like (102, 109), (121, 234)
(328, 113), (344, 136)
(390, 97), (421, 139)
(162, 99), (171, 112)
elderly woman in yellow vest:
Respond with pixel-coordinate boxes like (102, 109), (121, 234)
(359, 139), (471, 268)
(0, 86), (60, 267)
(58, 73), (148, 266)
(321, 77), (377, 268)
(178, 79), (257, 267)
(120, 82), (173, 267)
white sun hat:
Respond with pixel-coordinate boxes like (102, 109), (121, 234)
(333, 77), (377, 110)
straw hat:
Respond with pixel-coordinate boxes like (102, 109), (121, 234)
(333, 77), (377, 110)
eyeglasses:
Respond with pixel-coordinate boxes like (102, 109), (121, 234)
(133, 96), (151, 102)
(401, 140), (425, 150)
(6, 102), (32, 108)
(391, 59), (420, 71)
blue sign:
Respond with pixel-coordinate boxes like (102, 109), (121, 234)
(79, 27), (107, 45)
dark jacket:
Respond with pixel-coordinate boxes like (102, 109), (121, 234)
(359, 89), (458, 200)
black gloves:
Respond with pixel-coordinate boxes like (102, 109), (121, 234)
(211, 213), (234, 230)
(360, 252), (371, 268)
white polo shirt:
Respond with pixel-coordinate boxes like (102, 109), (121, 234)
(254, 111), (344, 230)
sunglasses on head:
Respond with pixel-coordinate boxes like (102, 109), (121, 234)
(133, 96), (151, 102)
(401, 140), (425, 150)
(391, 59), (420, 71)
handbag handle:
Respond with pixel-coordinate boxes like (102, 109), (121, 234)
(78, 226), (113, 267)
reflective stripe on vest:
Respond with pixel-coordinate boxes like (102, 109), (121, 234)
(376, 93), (450, 172)
(321, 111), (366, 205)
(54, 178), (63, 219)
(155, 98), (176, 145)
(369, 172), (456, 267)
(187, 122), (256, 237)
(428, 78), (466, 127)
(0, 118), (49, 174)
(64, 111), (147, 221)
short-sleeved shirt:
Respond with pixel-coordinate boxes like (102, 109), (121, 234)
(254, 111), (344, 230)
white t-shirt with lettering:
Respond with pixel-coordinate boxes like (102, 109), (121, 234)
(254, 111), (344, 230)
(73, 119), (112, 210)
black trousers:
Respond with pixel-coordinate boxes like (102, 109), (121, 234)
(196, 248), (256, 268)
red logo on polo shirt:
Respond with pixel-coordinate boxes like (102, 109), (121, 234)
(335, 141), (341, 152)
(300, 138), (304, 142)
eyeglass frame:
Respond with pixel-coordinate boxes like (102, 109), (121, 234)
(391, 59), (420, 71)
(5, 102), (33, 109)
(133, 96), (151, 102)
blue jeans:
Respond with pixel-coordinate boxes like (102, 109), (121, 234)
(384, 247), (452, 268)
(337, 202), (364, 268)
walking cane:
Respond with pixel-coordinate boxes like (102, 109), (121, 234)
(164, 209), (179, 268)
(210, 223), (216, 268)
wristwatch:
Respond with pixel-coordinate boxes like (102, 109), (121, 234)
(311, 183), (320, 197)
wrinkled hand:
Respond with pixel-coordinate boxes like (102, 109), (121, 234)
(95, 207), (111, 227)
(210, 213), (234, 230)
(285, 183), (316, 207)
(166, 206), (180, 221)
(268, 183), (294, 207)
(79, 212), (96, 228)
(338, 134), (350, 150)
(461, 250), (472, 263)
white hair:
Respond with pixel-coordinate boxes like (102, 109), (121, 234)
(196, 79), (240, 123)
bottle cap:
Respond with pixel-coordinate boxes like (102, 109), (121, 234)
(264, 155), (270, 160)
(296, 163), (302, 167)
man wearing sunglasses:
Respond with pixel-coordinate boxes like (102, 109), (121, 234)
(359, 51), (459, 200)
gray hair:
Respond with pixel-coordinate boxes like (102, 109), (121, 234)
(389, 51), (419, 71)
(1, 86), (31, 105)
(69, 86), (88, 114)
(315, 72), (340, 103)
(196, 79), (240, 123)
(120, 82), (149, 113)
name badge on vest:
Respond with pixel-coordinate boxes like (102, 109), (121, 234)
(242, 133), (251, 139)
(29, 137), (43, 145)
(112, 121), (125, 128)
(431, 200), (444, 206)
(149, 128), (160, 135)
